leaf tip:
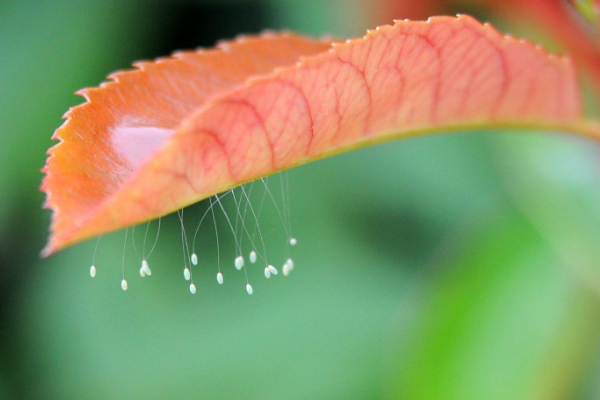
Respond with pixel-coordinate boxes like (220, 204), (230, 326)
(40, 238), (56, 259)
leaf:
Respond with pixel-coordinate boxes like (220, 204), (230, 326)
(42, 33), (331, 255)
(41, 15), (600, 256)
(493, 0), (600, 97)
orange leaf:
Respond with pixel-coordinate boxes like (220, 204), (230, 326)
(41, 15), (599, 256)
(493, 0), (600, 98)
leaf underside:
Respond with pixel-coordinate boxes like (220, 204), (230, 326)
(41, 15), (599, 256)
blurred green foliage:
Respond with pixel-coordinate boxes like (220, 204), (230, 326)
(2, 1), (600, 399)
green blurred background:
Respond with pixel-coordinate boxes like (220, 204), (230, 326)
(3, 0), (600, 399)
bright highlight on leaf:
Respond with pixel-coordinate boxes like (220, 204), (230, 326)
(41, 15), (599, 256)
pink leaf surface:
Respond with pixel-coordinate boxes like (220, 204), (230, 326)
(41, 15), (599, 256)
